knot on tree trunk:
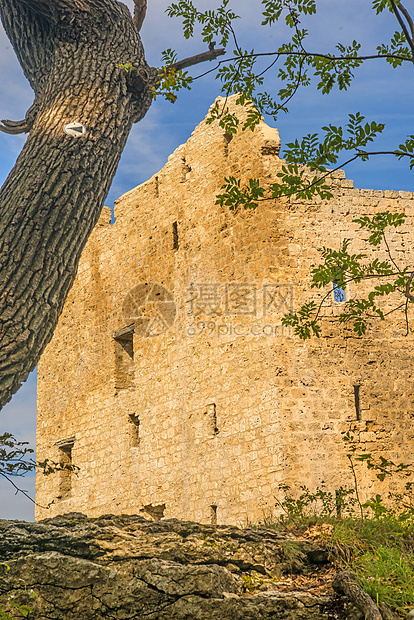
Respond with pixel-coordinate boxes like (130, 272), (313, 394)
(128, 65), (152, 92)
(126, 65), (159, 123)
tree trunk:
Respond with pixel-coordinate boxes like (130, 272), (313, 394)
(0, 0), (155, 409)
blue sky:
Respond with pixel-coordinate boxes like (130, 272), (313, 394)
(0, 1), (413, 520)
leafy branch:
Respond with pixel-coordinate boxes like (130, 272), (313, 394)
(0, 433), (78, 509)
(164, 0), (414, 181)
(166, 1), (413, 130)
(162, 2), (414, 344)
(343, 430), (414, 520)
(282, 213), (414, 338)
(214, 112), (414, 205)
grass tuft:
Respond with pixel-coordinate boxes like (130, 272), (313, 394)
(252, 483), (414, 616)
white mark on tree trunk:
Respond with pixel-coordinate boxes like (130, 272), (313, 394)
(64, 122), (87, 137)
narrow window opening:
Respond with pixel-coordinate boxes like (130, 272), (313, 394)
(205, 403), (219, 435)
(172, 221), (179, 251)
(223, 131), (233, 156)
(181, 157), (192, 182)
(56, 438), (75, 500)
(210, 504), (217, 526)
(129, 413), (140, 447)
(113, 325), (135, 390)
(154, 175), (159, 198)
(333, 280), (346, 302)
(354, 385), (361, 420)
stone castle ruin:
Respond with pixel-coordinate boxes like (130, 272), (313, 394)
(36, 97), (414, 524)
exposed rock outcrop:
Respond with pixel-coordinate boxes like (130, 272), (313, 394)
(0, 513), (355, 619)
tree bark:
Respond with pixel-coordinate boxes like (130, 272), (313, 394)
(0, 0), (156, 409)
(379, 602), (399, 620)
(332, 570), (398, 620)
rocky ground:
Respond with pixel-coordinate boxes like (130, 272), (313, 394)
(0, 513), (371, 619)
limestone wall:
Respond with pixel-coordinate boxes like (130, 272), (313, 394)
(36, 97), (414, 524)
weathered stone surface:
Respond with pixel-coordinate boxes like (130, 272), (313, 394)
(0, 514), (349, 619)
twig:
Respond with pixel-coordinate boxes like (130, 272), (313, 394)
(168, 48), (226, 72)
(273, 495), (301, 530)
(249, 150), (414, 204)
(390, 0), (414, 60)
(346, 455), (365, 520)
(382, 231), (402, 273)
(227, 22), (242, 56)
(256, 54), (280, 78)
(0, 471), (51, 509)
(192, 50), (412, 77)
(273, 56), (306, 115)
(405, 296), (410, 335)
(405, 271), (414, 301)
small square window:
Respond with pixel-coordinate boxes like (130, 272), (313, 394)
(56, 438), (75, 500)
(113, 325), (135, 390)
(333, 281), (346, 303)
(129, 413), (140, 447)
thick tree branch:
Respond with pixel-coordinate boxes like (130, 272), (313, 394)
(332, 570), (398, 620)
(390, 0), (414, 59)
(169, 47), (226, 72)
(399, 2), (414, 41)
(0, 119), (29, 135)
(133, 0), (146, 32)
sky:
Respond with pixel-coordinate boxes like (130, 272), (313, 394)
(0, 1), (413, 521)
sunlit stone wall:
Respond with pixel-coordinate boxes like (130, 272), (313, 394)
(36, 97), (414, 525)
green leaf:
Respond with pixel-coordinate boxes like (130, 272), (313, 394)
(282, 301), (320, 340)
(167, 0), (240, 47)
(372, 0), (394, 14)
(215, 176), (264, 210)
(153, 65), (193, 103)
(261, 0), (316, 27)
